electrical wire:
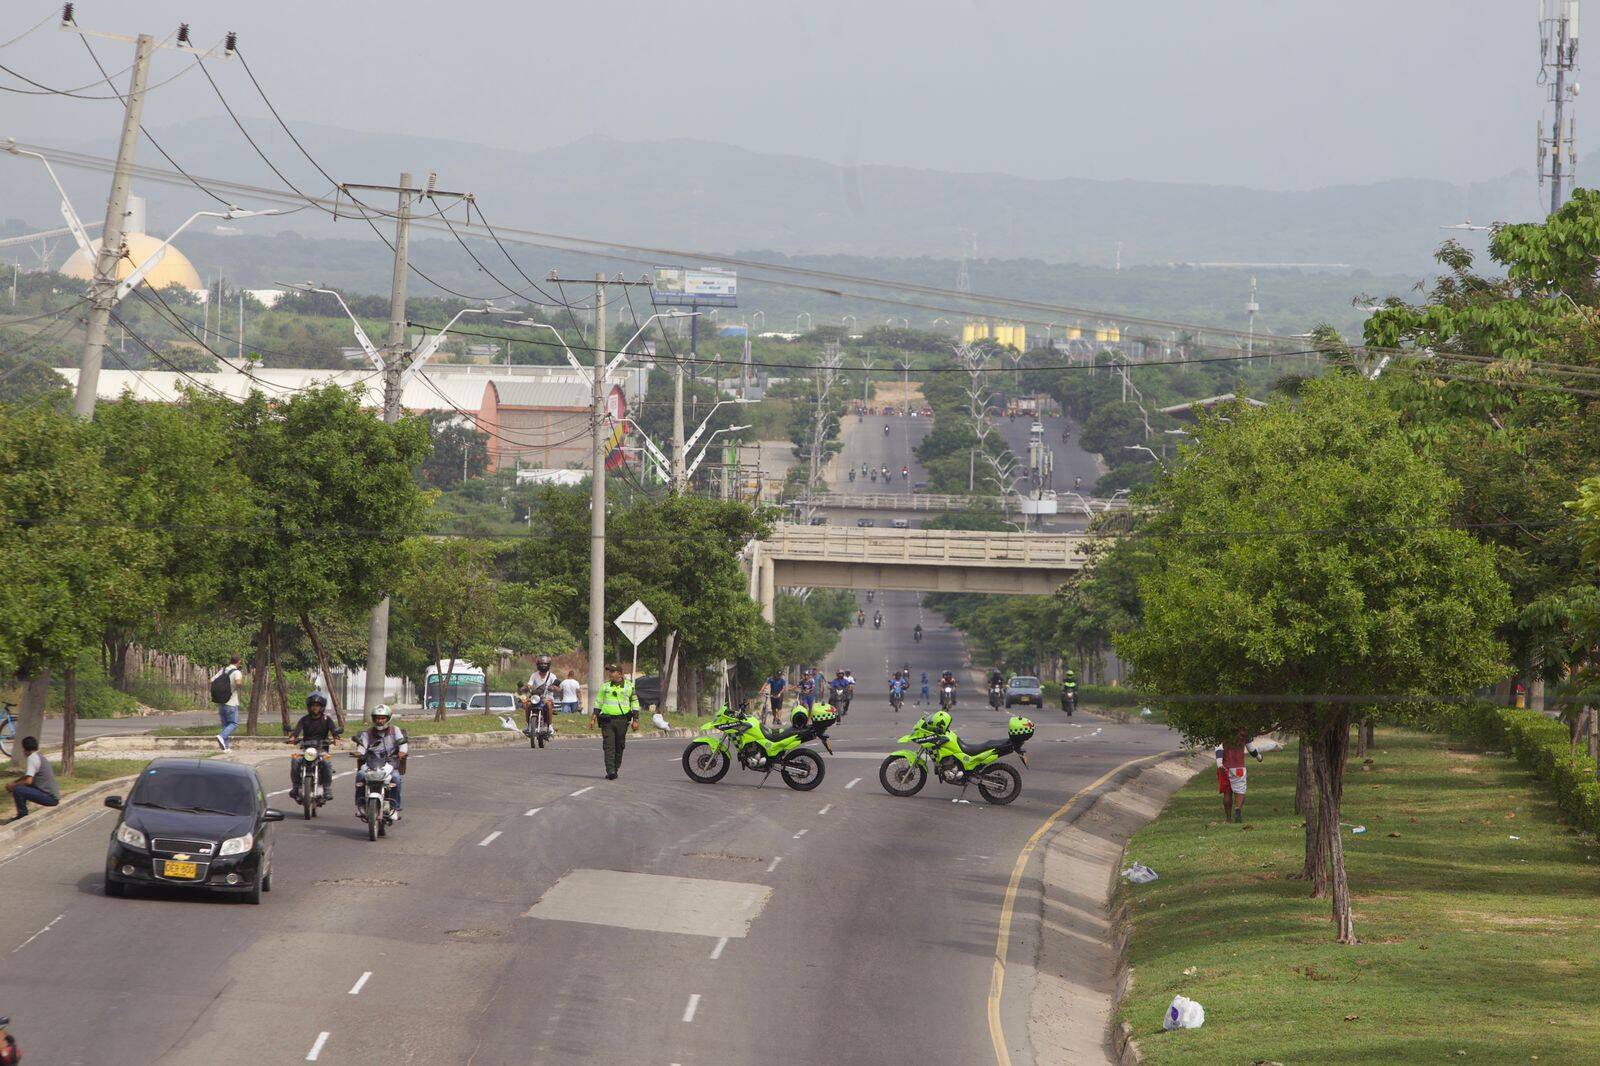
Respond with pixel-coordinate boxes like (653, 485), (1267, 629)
(0, 9), (57, 51)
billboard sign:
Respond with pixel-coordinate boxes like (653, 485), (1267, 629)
(652, 266), (738, 307)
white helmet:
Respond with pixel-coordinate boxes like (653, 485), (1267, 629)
(370, 704), (393, 725)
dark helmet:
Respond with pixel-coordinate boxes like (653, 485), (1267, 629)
(306, 691), (328, 711)
(536, 654), (553, 670)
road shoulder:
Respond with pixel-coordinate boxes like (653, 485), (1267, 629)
(1027, 753), (1204, 1065)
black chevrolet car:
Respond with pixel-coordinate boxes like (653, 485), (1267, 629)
(104, 758), (285, 903)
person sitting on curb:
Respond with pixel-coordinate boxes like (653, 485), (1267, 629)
(5, 736), (60, 823)
(1216, 728), (1265, 823)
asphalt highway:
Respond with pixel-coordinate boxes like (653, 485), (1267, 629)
(0, 625), (1173, 1065)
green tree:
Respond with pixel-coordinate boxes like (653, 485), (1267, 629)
(417, 412), (490, 488)
(393, 539), (501, 720)
(1117, 378), (1508, 943)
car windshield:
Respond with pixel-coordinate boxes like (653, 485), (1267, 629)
(130, 768), (256, 816)
(1011, 677), (1040, 687)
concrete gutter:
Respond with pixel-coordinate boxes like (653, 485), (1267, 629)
(1025, 751), (1206, 1065)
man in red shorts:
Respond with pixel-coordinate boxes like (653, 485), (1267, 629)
(1215, 728), (1264, 823)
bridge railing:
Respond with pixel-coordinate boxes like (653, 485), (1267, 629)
(791, 492), (1130, 514)
(764, 523), (1091, 568)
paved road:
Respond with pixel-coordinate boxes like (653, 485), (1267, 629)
(833, 411), (930, 500)
(29, 710), (220, 751)
(0, 641), (1174, 1064)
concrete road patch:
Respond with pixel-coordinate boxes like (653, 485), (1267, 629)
(524, 868), (772, 938)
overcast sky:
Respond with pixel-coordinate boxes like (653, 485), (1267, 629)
(1, 0), (1550, 190)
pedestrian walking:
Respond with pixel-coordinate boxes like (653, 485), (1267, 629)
(560, 671), (581, 715)
(210, 654), (244, 751)
(591, 664), (640, 780)
(5, 736), (60, 823)
(1216, 729), (1264, 823)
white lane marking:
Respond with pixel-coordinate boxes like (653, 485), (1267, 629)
(11, 913), (64, 954)
(766, 856), (782, 873)
(792, 828), (808, 839)
(845, 777), (861, 789)
(709, 936), (728, 960)
(478, 831), (502, 847)
(0, 808), (111, 870)
(682, 993), (701, 1023)
(306, 1032), (330, 1061)
(268, 788), (289, 797)
(524, 807), (543, 817)
(570, 786), (594, 797)
(817, 804), (832, 815)
(348, 971), (371, 995)
(334, 771), (353, 779)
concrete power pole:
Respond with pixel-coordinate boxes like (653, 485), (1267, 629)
(588, 273), (608, 713)
(672, 359), (687, 492)
(1540, 0), (1582, 215)
(73, 32), (155, 419)
(363, 173), (413, 717)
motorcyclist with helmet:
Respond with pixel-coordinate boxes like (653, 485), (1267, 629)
(355, 705), (408, 815)
(938, 669), (959, 707)
(1060, 666), (1078, 716)
(287, 692), (341, 804)
(525, 654), (560, 736)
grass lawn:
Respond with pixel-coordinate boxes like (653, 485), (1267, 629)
(1119, 728), (1600, 1064)
(1, 757), (152, 806)
(155, 711), (714, 739)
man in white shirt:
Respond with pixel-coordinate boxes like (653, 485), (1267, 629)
(559, 671), (582, 715)
(212, 654), (244, 751)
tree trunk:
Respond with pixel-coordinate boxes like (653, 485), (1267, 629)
(1294, 733), (1314, 816)
(1590, 703), (1599, 774)
(661, 631), (680, 715)
(110, 637), (133, 694)
(301, 612), (345, 729)
(1363, 718), (1375, 753)
(1571, 706), (1588, 758)
(1353, 718), (1367, 759)
(1290, 732), (1324, 885)
(1311, 717), (1356, 942)
(246, 619), (270, 736)
(12, 671), (50, 771)
(440, 652), (458, 722)
(270, 625), (292, 731)
(62, 666), (78, 776)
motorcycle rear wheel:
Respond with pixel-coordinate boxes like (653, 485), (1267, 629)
(682, 743), (731, 784)
(780, 749), (825, 791)
(879, 754), (927, 797)
(366, 796), (380, 841)
(977, 763), (1022, 806)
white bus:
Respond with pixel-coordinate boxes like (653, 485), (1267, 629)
(423, 660), (487, 713)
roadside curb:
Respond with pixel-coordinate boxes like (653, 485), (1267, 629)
(1024, 749), (1205, 1066)
(77, 726), (696, 754)
(0, 773), (137, 855)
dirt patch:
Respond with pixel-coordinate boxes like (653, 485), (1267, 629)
(1444, 910), (1583, 930)
(1448, 766), (1480, 775)
(684, 852), (765, 863)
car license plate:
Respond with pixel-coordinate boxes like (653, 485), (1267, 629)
(162, 860), (199, 879)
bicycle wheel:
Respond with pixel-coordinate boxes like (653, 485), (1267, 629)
(0, 717), (14, 757)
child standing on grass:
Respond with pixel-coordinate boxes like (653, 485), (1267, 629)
(1216, 728), (1264, 823)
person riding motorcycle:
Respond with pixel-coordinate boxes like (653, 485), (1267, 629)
(861, 462), (869, 475)
(872, 610), (883, 629)
(888, 671), (908, 710)
(884, 424), (891, 436)
(355, 705), (408, 815)
(1061, 667), (1079, 714)
(287, 692), (341, 803)
(848, 468), (856, 482)
(901, 466), (909, 480)
(856, 608), (866, 627)
(913, 622), (923, 642)
(829, 670), (852, 714)
(525, 655), (559, 735)
(938, 670), (959, 706)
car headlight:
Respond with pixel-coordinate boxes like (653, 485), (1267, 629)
(115, 823), (147, 849)
(218, 832), (254, 857)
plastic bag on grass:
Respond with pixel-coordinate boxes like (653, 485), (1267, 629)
(1121, 863), (1159, 884)
(652, 712), (671, 731)
(1163, 994), (1205, 1030)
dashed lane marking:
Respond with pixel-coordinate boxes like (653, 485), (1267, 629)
(349, 971), (371, 995)
(765, 856), (782, 873)
(818, 804), (832, 815)
(570, 786), (594, 797)
(10, 913), (63, 954)
(710, 936), (728, 960)
(305, 1032), (330, 1061)
(682, 993), (701, 1023)
(478, 831), (502, 847)
(792, 828), (808, 839)
(524, 807), (543, 817)
(845, 777), (861, 789)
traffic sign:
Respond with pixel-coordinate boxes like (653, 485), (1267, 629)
(614, 601), (657, 646)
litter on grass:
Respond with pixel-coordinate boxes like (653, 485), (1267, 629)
(652, 712), (671, 731)
(1163, 994), (1205, 1030)
(1122, 863), (1159, 884)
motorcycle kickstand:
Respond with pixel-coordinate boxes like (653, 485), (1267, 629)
(757, 767), (775, 789)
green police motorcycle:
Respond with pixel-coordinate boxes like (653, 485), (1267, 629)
(681, 702), (836, 791)
(878, 711), (1034, 805)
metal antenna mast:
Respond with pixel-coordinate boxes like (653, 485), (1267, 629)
(1539, 0), (1582, 215)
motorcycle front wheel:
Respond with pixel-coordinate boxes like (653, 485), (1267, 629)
(879, 754), (927, 797)
(366, 795), (381, 841)
(977, 763), (1022, 806)
(780, 749), (825, 791)
(682, 743), (730, 784)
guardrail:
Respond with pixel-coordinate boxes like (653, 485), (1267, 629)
(763, 523), (1092, 568)
(791, 492), (1131, 514)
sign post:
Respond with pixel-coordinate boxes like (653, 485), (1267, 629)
(613, 600), (659, 684)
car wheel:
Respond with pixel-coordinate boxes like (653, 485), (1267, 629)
(105, 877), (126, 898)
(244, 875), (262, 905)
(262, 867), (273, 892)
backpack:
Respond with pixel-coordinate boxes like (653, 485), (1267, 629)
(210, 667), (235, 705)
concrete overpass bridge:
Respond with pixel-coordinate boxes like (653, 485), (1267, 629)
(747, 523), (1092, 621)
(793, 491), (1130, 517)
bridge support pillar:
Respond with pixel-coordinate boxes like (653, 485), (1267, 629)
(759, 556), (776, 625)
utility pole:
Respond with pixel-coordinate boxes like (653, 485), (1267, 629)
(364, 172), (414, 717)
(1539, 0), (1582, 214)
(1245, 275), (1259, 362)
(672, 358), (687, 492)
(73, 32), (153, 419)
(589, 272), (608, 713)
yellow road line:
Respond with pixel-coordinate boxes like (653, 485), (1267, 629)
(988, 751), (1173, 1066)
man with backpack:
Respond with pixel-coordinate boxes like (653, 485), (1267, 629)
(210, 655), (244, 752)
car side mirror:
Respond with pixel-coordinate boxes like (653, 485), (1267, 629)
(103, 795), (124, 810)
(262, 808), (286, 822)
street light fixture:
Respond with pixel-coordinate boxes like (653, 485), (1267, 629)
(687, 424), (753, 479)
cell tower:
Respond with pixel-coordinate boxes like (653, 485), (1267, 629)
(1539, 0), (1582, 215)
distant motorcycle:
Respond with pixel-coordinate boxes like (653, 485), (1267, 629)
(873, 612), (883, 630)
(913, 626), (923, 643)
(988, 683), (1005, 711)
(884, 424), (891, 436)
(291, 741), (333, 820)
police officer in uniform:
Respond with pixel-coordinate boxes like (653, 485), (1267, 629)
(591, 664), (640, 780)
